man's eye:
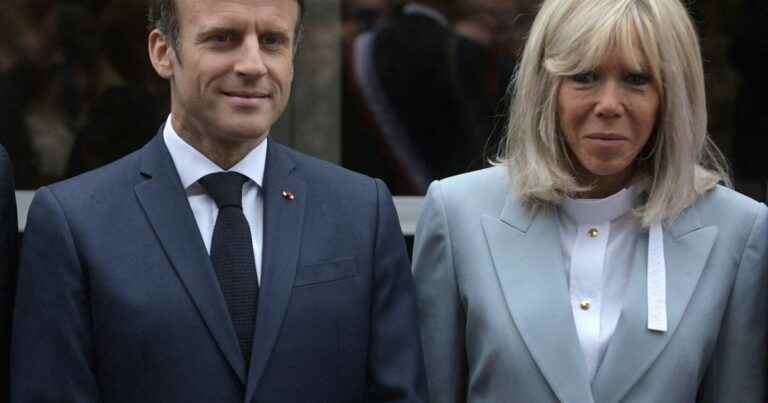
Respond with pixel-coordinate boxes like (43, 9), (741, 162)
(625, 73), (652, 86)
(260, 34), (286, 47)
(570, 71), (598, 84)
(210, 33), (233, 43)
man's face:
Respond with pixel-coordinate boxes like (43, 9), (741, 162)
(155, 0), (299, 145)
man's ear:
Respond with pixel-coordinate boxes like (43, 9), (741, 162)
(148, 29), (176, 79)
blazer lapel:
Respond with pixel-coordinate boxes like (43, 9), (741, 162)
(593, 205), (718, 403)
(481, 195), (595, 403)
(134, 134), (247, 384)
(245, 141), (307, 402)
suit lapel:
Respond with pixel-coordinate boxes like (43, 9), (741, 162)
(593, 205), (718, 402)
(481, 195), (595, 403)
(245, 141), (307, 402)
(134, 134), (247, 383)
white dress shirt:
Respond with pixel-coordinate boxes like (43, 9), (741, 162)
(163, 115), (266, 283)
(558, 187), (642, 380)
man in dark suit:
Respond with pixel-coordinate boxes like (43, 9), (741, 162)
(0, 145), (17, 400)
(11, 0), (427, 402)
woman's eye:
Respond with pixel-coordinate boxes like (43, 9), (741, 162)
(570, 71), (598, 84)
(625, 73), (652, 86)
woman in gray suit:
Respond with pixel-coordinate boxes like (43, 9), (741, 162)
(412, 0), (768, 402)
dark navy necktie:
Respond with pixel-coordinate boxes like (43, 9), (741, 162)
(199, 172), (258, 368)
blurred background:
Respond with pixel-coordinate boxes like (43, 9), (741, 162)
(1, 0), (765, 204)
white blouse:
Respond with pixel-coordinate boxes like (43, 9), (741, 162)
(558, 187), (642, 380)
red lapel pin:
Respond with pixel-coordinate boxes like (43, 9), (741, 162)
(281, 191), (295, 201)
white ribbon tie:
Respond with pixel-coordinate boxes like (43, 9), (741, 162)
(647, 222), (667, 332)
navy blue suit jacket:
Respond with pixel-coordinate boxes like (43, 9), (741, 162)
(0, 145), (17, 400)
(11, 134), (427, 402)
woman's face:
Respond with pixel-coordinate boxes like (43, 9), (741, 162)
(557, 47), (660, 196)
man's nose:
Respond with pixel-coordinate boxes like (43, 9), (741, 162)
(594, 81), (624, 118)
(234, 36), (268, 77)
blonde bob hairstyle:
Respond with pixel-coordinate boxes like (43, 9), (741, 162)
(500, 0), (729, 227)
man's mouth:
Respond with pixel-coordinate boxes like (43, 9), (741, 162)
(223, 91), (271, 107)
(223, 91), (270, 99)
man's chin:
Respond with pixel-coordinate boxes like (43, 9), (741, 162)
(221, 128), (268, 141)
(214, 116), (270, 138)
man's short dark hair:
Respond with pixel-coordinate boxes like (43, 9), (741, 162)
(148, 0), (306, 51)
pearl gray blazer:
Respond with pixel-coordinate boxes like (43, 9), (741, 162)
(413, 166), (768, 403)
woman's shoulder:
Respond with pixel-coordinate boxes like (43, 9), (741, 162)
(434, 166), (509, 196)
(429, 166), (512, 212)
(695, 185), (766, 219)
(691, 185), (766, 240)
(420, 167), (517, 240)
(430, 166), (510, 201)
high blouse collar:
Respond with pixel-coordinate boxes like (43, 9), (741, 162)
(561, 186), (641, 224)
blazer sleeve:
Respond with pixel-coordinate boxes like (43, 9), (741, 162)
(367, 178), (429, 403)
(412, 181), (467, 403)
(697, 204), (768, 402)
(0, 147), (17, 400)
(11, 187), (99, 402)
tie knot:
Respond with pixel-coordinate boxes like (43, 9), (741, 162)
(199, 172), (249, 208)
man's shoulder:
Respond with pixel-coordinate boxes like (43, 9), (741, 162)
(273, 142), (377, 188)
(45, 146), (144, 204)
(270, 142), (397, 214)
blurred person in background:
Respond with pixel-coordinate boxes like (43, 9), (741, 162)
(0, 2), (101, 188)
(413, 0), (767, 402)
(0, 4), (24, 73)
(345, 0), (519, 194)
(342, 0), (393, 48)
(67, 0), (169, 176)
(455, 0), (536, 58)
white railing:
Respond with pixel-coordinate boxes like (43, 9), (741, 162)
(14, 191), (33, 233)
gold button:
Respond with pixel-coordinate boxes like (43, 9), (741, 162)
(580, 300), (591, 310)
(588, 228), (599, 238)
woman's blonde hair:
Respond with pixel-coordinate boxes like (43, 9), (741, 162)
(500, 0), (729, 226)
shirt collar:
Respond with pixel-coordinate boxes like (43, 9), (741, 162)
(162, 114), (268, 190)
(561, 186), (641, 224)
(403, 3), (449, 26)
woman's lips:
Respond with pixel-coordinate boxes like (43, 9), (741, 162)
(584, 133), (629, 147)
(586, 133), (627, 141)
